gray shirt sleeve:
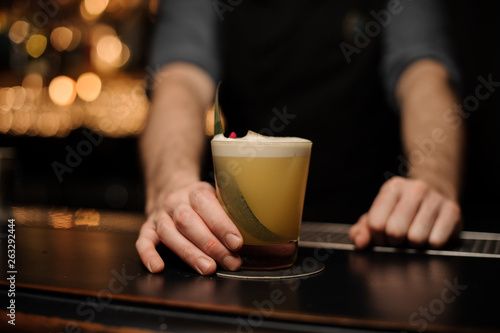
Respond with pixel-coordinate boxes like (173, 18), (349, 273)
(149, 0), (220, 83)
(381, 0), (461, 110)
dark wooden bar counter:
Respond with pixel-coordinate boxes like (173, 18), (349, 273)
(1, 206), (499, 332)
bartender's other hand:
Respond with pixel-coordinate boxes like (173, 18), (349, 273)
(136, 182), (243, 275)
(349, 176), (461, 249)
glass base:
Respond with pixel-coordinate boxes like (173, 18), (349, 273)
(238, 240), (298, 270)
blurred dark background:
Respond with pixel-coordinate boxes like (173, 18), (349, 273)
(0, 0), (498, 231)
(449, 0), (500, 231)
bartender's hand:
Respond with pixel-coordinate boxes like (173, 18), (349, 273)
(349, 176), (462, 249)
(350, 60), (464, 249)
(136, 181), (243, 275)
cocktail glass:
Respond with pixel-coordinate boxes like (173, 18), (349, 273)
(212, 131), (312, 269)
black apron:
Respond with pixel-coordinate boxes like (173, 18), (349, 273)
(219, 0), (402, 223)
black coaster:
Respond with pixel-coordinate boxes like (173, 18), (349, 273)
(216, 257), (325, 280)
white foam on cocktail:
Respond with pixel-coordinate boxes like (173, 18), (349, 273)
(211, 131), (312, 158)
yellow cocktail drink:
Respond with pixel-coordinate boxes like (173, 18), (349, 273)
(212, 131), (312, 269)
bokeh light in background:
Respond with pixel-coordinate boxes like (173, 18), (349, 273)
(90, 24), (130, 72)
(10, 86), (26, 110)
(9, 20), (30, 44)
(26, 34), (47, 58)
(76, 72), (102, 102)
(49, 76), (77, 106)
(0, 88), (15, 112)
(84, 0), (109, 16)
(96, 35), (122, 64)
(50, 27), (73, 52)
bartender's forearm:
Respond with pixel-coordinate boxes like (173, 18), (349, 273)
(397, 59), (464, 201)
(140, 62), (215, 213)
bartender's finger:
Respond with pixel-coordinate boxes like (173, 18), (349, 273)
(407, 190), (443, 247)
(155, 210), (218, 275)
(368, 177), (403, 231)
(189, 183), (243, 251)
(170, 204), (241, 272)
(367, 177), (403, 243)
(428, 200), (461, 248)
(385, 180), (428, 246)
(136, 217), (165, 273)
(349, 213), (371, 249)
